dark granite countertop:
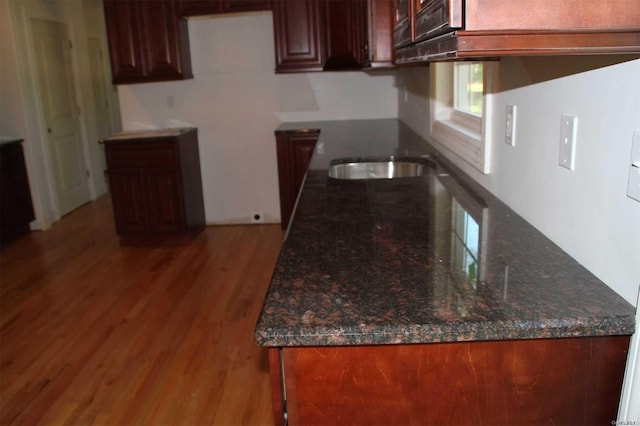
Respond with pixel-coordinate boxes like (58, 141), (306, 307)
(255, 119), (636, 347)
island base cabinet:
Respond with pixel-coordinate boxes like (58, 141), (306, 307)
(270, 336), (630, 425)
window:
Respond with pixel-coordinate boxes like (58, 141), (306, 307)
(454, 63), (483, 116)
(429, 61), (496, 174)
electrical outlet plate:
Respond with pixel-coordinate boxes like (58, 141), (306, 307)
(628, 130), (640, 202)
(505, 105), (517, 146)
(628, 166), (640, 202)
(559, 114), (577, 170)
(251, 212), (264, 223)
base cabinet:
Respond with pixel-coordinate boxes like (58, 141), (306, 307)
(104, 128), (205, 244)
(269, 336), (630, 425)
(275, 132), (318, 230)
(0, 140), (35, 247)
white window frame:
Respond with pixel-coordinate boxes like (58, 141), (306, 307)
(429, 61), (497, 174)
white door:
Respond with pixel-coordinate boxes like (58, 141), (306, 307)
(31, 18), (90, 215)
(87, 36), (113, 172)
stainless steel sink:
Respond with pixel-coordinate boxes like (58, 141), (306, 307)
(328, 157), (433, 180)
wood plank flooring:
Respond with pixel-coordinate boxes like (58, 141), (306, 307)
(0, 196), (283, 425)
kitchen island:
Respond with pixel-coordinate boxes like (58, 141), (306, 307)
(254, 119), (636, 425)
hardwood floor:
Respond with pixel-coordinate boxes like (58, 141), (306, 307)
(0, 196), (283, 425)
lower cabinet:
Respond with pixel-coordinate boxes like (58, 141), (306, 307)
(275, 131), (318, 230)
(104, 128), (205, 244)
(269, 336), (630, 425)
(0, 139), (35, 247)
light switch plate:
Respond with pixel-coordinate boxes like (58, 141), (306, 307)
(628, 166), (640, 202)
(505, 105), (517, 146)
(628, 130), (640, 202)
(559, 114), (577, 170)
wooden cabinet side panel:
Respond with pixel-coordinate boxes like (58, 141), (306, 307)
(268, 348), (285, 426)
(289, 138), (316, 201)
(464, 0), (640, 31)
(272, 0), (324, 72)
(284, 337), (630, 425)
(275, 135), (294, 230)
(177, 131), (205, 230)
(276, 134), (317, 230)
(0, 143), (36, 246)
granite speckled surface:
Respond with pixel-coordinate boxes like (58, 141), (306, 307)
(255, 119), (636, 347)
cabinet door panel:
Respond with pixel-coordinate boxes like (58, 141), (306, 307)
(273, 0), (324, 72)
(363, 0), (395, 68)
(103, 0), (146, 82)
(108, 169), (148, 235)
(104, 0), (192, 84)
(144, 168), (185, 234)
(139, 0), (187, 80)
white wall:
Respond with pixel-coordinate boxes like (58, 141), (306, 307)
(398, 56), (640, 419)
(117, 12), (399, 224)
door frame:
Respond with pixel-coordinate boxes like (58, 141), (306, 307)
(7, 1), (104, 229)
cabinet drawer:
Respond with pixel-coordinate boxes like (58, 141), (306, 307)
(106, 142), (178, 168)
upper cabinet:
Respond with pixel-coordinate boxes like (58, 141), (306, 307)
(103, 0), (193, 84)
(178, 0), (271, 17)
(395, 0), (640, 63)
(103, 0), (395, 82)
(363, 0), (396, 68)
(323, 0), (366, 70)
(273, 0), (394, 73)
(272, 0), (325, 72)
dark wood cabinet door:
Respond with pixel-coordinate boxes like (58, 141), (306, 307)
(0, 141), (35, 247)
(273, 0), (324, 72)
(276, 133), (318, 230)
(108, 168), (149, 235)
(363, 0), (395, 68)
(323, 0), (366, 70)
(138, 0), (192, 81)
(144, 167), (185, 234)
(393, 0), (413, 47)
(104, 0), (192, 84)
(103, 0), (146, 82)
